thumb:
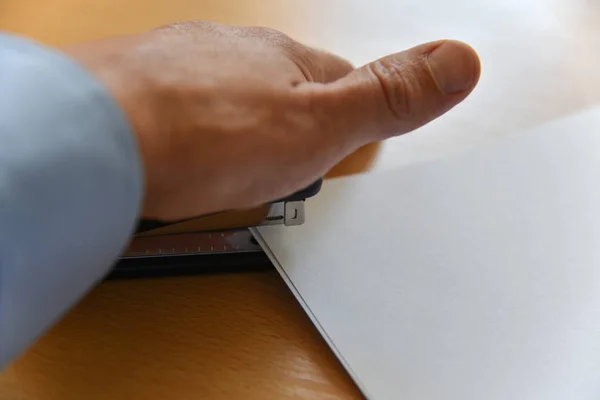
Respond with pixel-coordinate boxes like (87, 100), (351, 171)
(300, 40), (481, 143)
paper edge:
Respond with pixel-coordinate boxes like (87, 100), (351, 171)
(250, 226), (373, 399)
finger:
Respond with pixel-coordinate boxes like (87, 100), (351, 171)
(299, 40), (481, 143)
(292, 46), (355, 83)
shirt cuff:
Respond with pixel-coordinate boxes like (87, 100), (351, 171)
(0, 33), (144, 366)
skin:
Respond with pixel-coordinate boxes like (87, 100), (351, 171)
(65, 20), (481, 221)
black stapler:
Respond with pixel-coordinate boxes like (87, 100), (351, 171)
(110, 179), (322, 279)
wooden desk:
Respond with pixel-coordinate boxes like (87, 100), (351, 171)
(0, 1), (371, 399)
(1, 274), (365, 400)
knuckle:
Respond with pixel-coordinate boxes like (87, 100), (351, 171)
(246, 26), (293, 45)
(367, 57), (421, 121)
(294, 50), (355, 84)
(155, 20), (214, 32)
(245, 27), (316, 81)
(290, 50), (317, 82)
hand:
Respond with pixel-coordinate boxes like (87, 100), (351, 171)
(65, 21), (480, 220)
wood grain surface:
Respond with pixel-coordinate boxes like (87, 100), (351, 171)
(1, 273), (363, 400)
(0, 0), (375, 398)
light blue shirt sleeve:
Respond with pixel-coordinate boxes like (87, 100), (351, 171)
(0, 34), (144, 367)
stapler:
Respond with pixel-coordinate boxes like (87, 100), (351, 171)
(109, 179), (322, 279)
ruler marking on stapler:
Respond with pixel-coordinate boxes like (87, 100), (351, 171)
(122, 229), (263, 259)
(122, 199), (309, 260)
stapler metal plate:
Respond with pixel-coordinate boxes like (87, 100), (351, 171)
(109, 180), (322, 278)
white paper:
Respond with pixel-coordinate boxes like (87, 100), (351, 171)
(253, 106), (600, 400)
